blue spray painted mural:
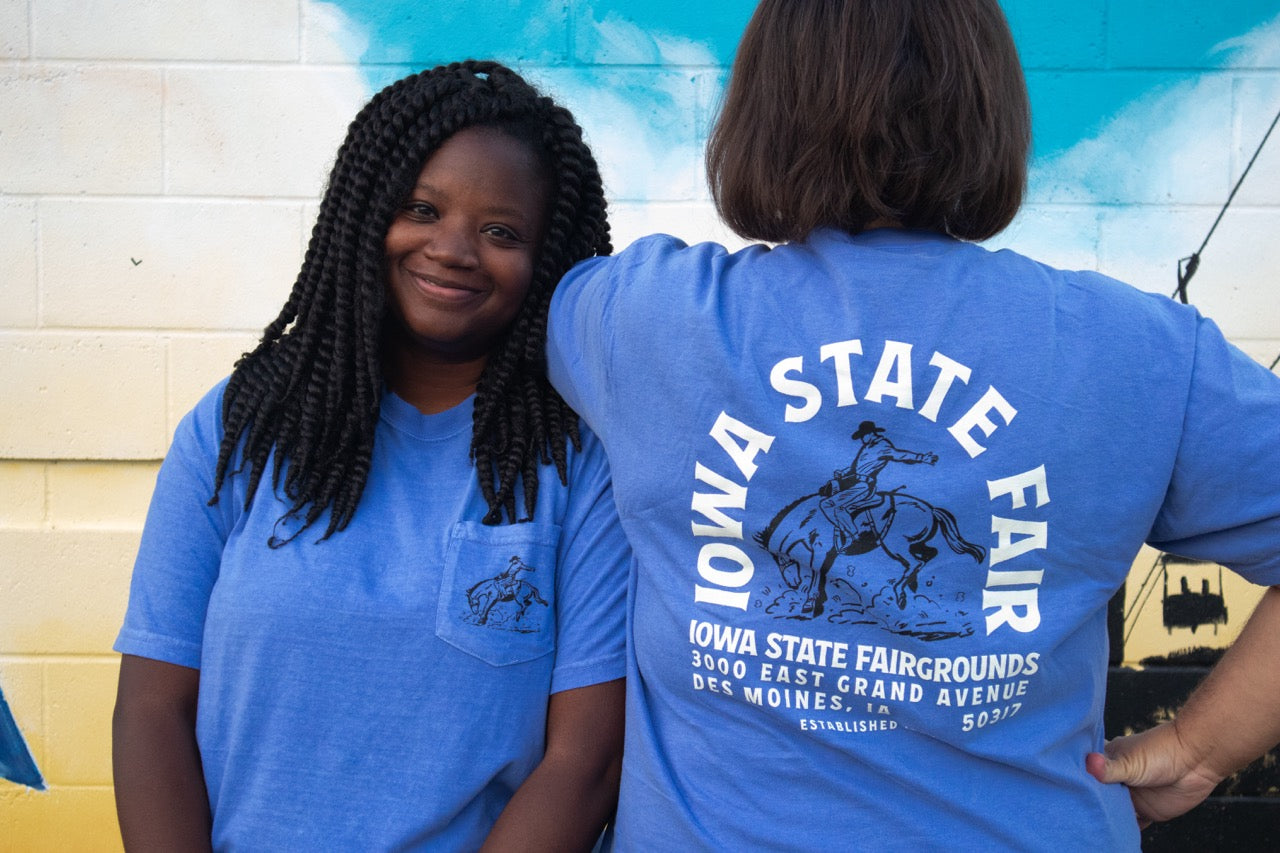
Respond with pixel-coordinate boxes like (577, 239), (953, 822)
(1004, 1), (1280, 156)
(310, 1), (1280, 341)
(319, 0), (1279, 167)
(310, 0), (1280, 329)
(0, 683), (43, 790)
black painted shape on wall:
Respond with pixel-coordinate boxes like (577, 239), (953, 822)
(1108, 587), (1125, 665)
(1139, 800), (1280, 851)
(1160, 556), (1228, 634)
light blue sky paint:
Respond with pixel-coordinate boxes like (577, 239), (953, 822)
(312, 0), (1279, 340)
(321, 0), (1278, 162)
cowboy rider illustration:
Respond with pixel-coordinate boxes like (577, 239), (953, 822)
(465, 555), (548, 628)
(496, 555), (532, 596)
(819, 421), (937, 541)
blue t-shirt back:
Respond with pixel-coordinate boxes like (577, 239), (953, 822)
(548, 228), (1280, 851)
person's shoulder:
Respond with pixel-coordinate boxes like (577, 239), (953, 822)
(611, 232), (767, 270)
(171, 376), (233, 460)
(558, 233), (748, 310)
(986, 245), (1199, 338)
(191, 375), (232, 428)
(624, 232), (691, 253)
(193, 375), (232, 413)
(1066, 267), (1198, 339)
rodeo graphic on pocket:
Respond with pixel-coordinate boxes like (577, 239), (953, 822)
(464, 556), (549, 632)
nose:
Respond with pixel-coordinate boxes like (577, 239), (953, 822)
(423, 221), (479, 269)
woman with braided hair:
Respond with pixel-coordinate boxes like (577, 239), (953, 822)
(113, 61), (625, 851)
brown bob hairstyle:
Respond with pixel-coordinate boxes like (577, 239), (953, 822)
(706, 0), (1030, 243)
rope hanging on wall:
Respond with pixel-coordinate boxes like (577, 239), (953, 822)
(1172, 104), (1280, 306)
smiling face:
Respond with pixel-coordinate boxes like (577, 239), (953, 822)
(383, 126), (551, 380)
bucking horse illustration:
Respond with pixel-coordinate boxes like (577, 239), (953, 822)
(466, 556), (548, 627)
(754, 489), (985, 617)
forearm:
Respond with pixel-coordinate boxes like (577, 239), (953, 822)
(1171, 584), (1280, 780)
(1088, 585), (1280, 825)
(112, 656), (213, 852)
(481, 678), (624, 853)
(480, 745), (621, 853)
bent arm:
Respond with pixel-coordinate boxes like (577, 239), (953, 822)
(481, 677), (625, 853)
(1088, 585), (1280, 824)
(113, 654), (213, 852)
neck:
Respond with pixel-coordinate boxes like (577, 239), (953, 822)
(384, 346), (485, 414)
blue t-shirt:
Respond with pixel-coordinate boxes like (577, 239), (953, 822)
(546, 228), (1280, 851)
(115, 382), (628, 851)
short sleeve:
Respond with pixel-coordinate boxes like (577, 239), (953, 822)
(547, 428), (629, 694)
(114, 381), (238, 669)
(547, 254), (620, 435)
(547, 234), (695, 437)
(1147, 314), (1280, 583)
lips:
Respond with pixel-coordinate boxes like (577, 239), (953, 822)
(405, 268), (484, 303)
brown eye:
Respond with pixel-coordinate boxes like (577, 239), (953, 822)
(483, 224), (525, 243)
(400, 202), (438, 221)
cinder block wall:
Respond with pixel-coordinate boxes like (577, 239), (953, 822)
(0, 2), (364, 848)
(2, 1), (1277, 849)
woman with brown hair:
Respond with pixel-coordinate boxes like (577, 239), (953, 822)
(546, 1), (1280, 849)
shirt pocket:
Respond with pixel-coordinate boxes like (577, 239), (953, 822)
(435, 521), (560, 667)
